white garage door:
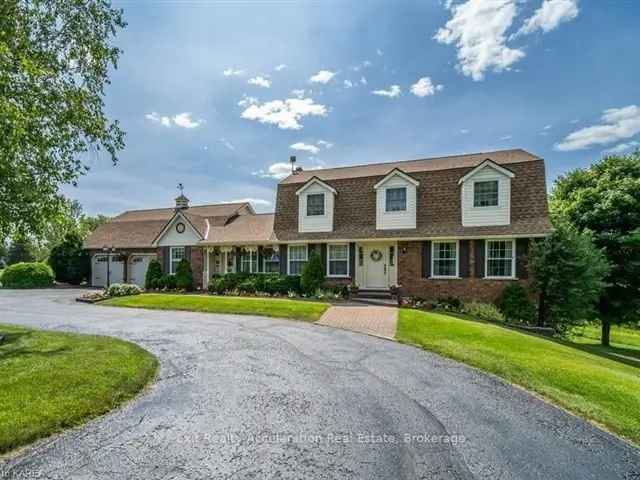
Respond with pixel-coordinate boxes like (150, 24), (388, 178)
(92, 254), (124, 287)
(129, 255), (155, 287)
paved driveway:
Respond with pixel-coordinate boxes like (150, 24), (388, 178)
(0, 289), (638, 480)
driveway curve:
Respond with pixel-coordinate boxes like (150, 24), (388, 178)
(0, 289), (638, 480)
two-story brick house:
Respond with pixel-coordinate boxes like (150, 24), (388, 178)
(85, 148), (551, 302)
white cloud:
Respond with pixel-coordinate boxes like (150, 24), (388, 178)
(343, 80), (354, 88)
(219, 138), (235, 151)
(310, 70), (336, 84)
(145, 112), (171, 127)
(317, 140), (333, 149)
(290, 142), (320, 154)
(555, 105), (640, 151)
(376, 49), (384, 56)
(360, 76), (368, 85)
(253, 162), (292, 180)
(291, 89), (306, 98)
(172, 112), (203, 129)
(237, 95), (258, 108)
(570, 118), (580, 124)
(225, 197), (272, 207)
(602, 141), (640, 155)
(145, 112), (203, 128)
(372, 85), (401, 98)
(460, 128), (470, 134)
(240, 97), (327, 130)
(410, 77), (444, 97)
(350, 60), (372, 72)
(274, 64), (287, 71)
(500, 134), (513, 140)
(543, 124), (552, 130)
(248, 76), (271, 88)
(223, 68), (244, 77)
(517, 0), (579, 36)
(434, 0), (525, 81)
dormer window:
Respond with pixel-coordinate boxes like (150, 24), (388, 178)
(385, 187), (407, 212)
(306, 193), (325, 216)
(473, 180), (499, 207)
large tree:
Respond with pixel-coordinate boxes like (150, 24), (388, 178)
(0, 0), (126, 241)
(551, 152), (640, 345)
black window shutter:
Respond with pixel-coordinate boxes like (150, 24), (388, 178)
(279, 245), (288, 275)
(184, 246), (191, 263)
(422, 241), (431, 278)
(349, 243), (356, 279)
(516, 238), (530, 279)
(163, 247), (170, 273)
(459, 240), (470, 278)
(475, 240), (485, 278)
(320, 243), (327, 276)
(257, 246), (264, 273)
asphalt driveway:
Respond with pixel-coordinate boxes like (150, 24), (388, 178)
(0, 289), (638, 480)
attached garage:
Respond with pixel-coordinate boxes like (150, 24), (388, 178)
(128, 254), (155, 287)
(91, 254), (125, 287)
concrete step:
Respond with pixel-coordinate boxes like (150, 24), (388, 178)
(351, 297), (398, 307)
(355, 289), (392, 299)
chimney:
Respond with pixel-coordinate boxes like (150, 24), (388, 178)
(175, 194), (189, 210)
(290, 155), (297, 174)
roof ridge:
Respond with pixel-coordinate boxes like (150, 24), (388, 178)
(115, 201), (251, 217)
(280, 148), (537, 182)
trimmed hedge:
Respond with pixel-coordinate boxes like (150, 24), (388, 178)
(106, 283), (143, 297)
(145, 259), (163, 289)
(208, 273), (301, 296)
(175, 259), (194, 291)
(1, 262), (55, 289)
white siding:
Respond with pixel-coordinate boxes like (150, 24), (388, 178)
(298, 183), (334, 233)
(461, 166), (511, 226)
(157, 216), (201, 246)
(376, 175), (417, 230)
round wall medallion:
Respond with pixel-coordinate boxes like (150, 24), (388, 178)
(370, 249), (383, 262)
(176, 222), (186, 234)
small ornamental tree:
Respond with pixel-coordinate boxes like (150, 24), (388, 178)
(175, 259), (194, 291)
(301, 251), (324, 294)
(529, 222), (610, 335)
(7, 238), (36, 265)
(145, 259), (163, 289)
(48, 232), (90, 284)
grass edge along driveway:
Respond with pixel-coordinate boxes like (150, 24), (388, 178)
(0, 323), (158, 455)
(397, 309), (640, 447)
(102, 293), (329, 322)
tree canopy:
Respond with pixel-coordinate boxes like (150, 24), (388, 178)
(0, 0), (126, 240)
(550, 152), (640, 344)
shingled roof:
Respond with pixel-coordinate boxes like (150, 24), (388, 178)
(280, 148), (540, 184)
(84, 202), (253, 249)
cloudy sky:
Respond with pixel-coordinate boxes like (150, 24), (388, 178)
(66, 0), (640, 215)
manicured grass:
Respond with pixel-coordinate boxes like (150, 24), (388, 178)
(397, 309), (640, 446)
(0, 323), (158, 454)
(102, 294), (330, 322)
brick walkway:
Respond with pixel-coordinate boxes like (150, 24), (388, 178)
(317, 305), (398, 339)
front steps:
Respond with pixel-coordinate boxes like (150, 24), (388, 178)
(351, 289), (398, 307)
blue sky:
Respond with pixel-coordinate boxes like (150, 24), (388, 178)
(66, 0), (640, 216)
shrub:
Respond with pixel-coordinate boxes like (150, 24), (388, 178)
(301, 251), (324, 294)
(208, 276), (226, 294)
(48, 232), (90, 285)
(145, 259), (163, 289)
(1, 262), (55, 289)
(106, 283), (142, 297)
(209, 273), (301, 296)
(238, 277), (257, 294)
(462, 302), (505, 323)
(436, 296), (462, 311)
(498, 284), (536, 325)
(175, 259), (194, 290)
(158, 274), (177, 290)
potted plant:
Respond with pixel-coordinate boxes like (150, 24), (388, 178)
(347, 282), (359, 299)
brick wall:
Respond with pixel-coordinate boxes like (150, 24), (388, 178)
(191, 247), (204, 289)
(397, 240), (530, 303)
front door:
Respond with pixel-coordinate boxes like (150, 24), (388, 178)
(363, 244), (388, 289)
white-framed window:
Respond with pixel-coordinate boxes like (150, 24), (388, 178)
(239, 250), (258, 273)
(306, 193), (325, 216)
(327, 244), (349, 277)
(473, 180), (499, 207)
(288, 244), (308, 275)
(385, 187), (407, 212)
(432, 241), (458, 278)
(262, 247), (280, 273)
(170, 246), (185, 275)
(486, 239), (515, 278)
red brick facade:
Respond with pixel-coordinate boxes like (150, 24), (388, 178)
(397, 240), (530, 303)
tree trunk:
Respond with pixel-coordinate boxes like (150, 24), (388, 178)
(537, 291), (547, 327)
(601, 318), (611, 347)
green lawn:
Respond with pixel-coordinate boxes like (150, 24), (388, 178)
(102, 294), (330, 322)
(397, 309), (640, 446)
(0, 323), (158, 454)
(570, 324), (640, 365)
